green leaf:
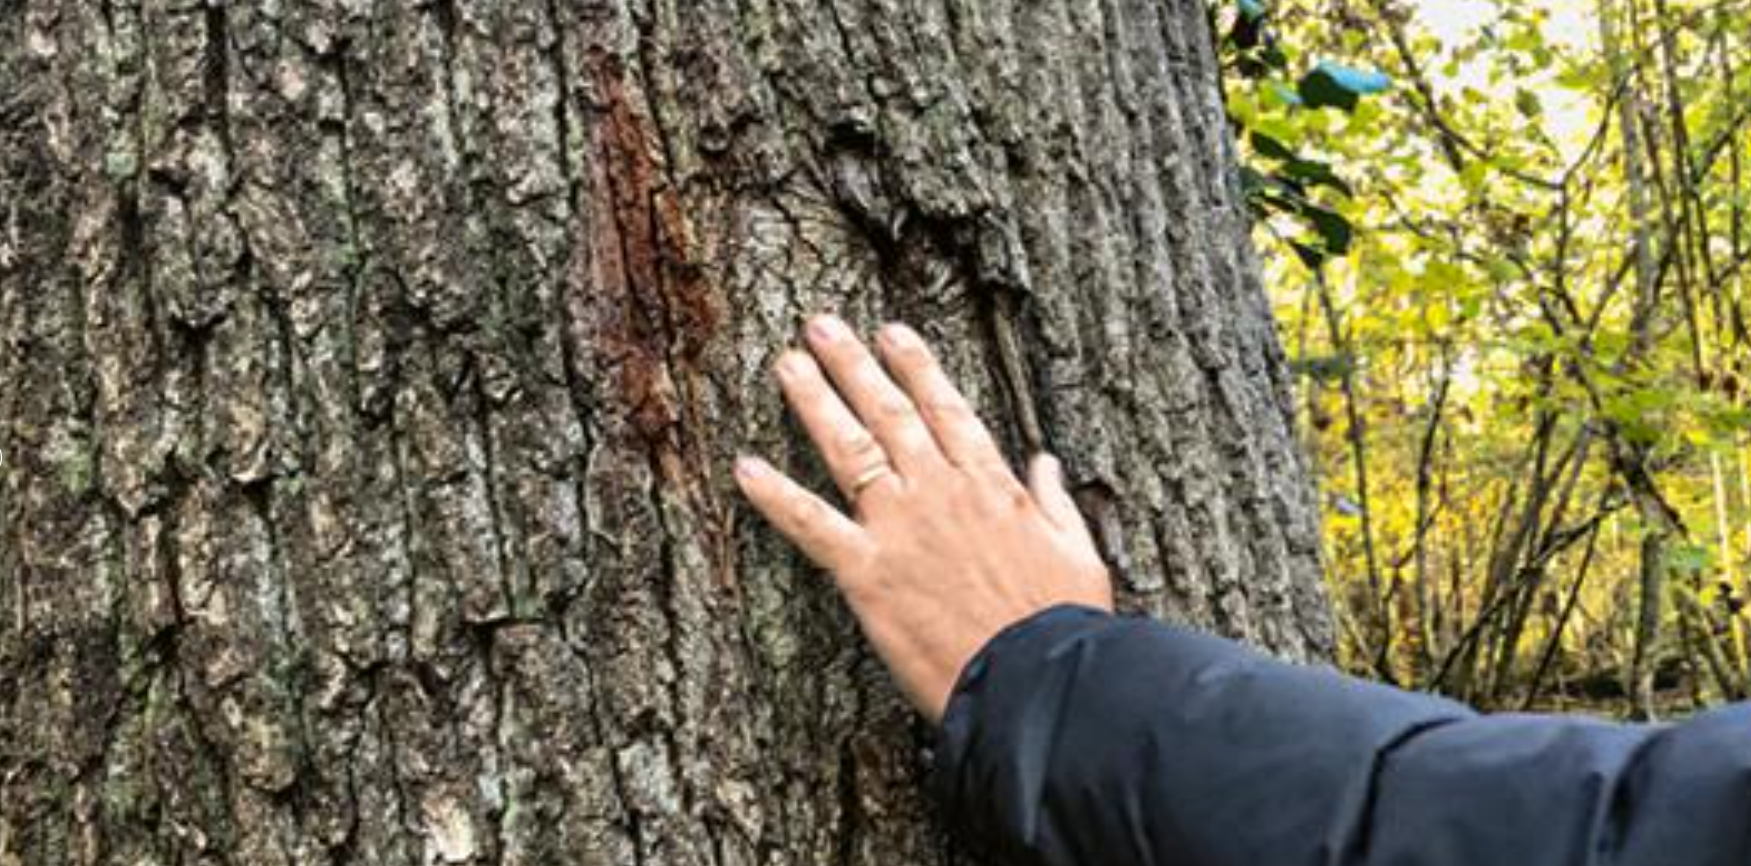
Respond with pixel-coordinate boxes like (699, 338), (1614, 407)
(1298, 61), (1393, 111)
(1229, 8), (1268, 63)
(1514, 88), (1543, 118)
(1268, 80), (1304, 106)
(1300, 201), (1355, 254)
(1459, 160), (1490, 193)
(1288, 239), (1327, 269)
(1281, 159), (1354, 197)
(1665, 543), (1713, 577)
(1248, 132), (1353, 197)
(1250, 131), (1297, 161)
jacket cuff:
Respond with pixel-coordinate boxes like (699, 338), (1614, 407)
(925, 603), (1119, 842)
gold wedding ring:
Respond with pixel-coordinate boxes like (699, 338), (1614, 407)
(850, 463), (895, 497)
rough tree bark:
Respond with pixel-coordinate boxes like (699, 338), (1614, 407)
(0, 0), (1333, 863)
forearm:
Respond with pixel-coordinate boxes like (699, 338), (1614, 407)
(928, 604), (1751, 866)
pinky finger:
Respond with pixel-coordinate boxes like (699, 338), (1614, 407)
(1028, 453), (1097, 544)
(734, 455), (871, 575)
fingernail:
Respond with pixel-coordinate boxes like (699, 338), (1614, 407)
(881, 322), (917, 349)
(734, 455), (767, 480)
(773, 351), (802, 380)
(1042, 453), (1062, 478)
(807, 314), (846, 343)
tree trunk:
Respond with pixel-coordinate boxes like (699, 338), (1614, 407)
(0, 1), (1333, 863)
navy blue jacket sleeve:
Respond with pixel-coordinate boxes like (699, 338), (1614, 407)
(928, 604), (1751, 866)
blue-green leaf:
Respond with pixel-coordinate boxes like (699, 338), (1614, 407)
(1298, 61), (1393, 111)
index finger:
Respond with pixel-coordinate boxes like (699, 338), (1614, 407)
(733, 455), (872, 576)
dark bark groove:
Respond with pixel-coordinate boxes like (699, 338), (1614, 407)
(0, 0), (1332, 862)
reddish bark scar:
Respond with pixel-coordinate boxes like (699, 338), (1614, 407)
(579, 49), (721, 445)
(573, 49), (740, 591)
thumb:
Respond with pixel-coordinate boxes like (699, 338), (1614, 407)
(1027, 452), (1090, 537)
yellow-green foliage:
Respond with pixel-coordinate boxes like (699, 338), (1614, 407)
(1225, 0), (1751, 715)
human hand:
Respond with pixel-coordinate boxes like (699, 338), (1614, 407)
(733, 313), (1114, 723)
